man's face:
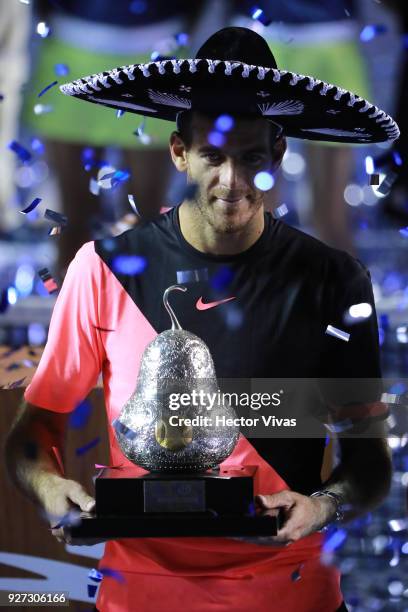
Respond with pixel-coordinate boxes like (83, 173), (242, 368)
(172, 113), (284, 235)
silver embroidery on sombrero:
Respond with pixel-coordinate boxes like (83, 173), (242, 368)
(86, 96), (157, 113)
(258, 100), (304, 116)
(148, 89), (191, 109)
(301, 128), (371, 138)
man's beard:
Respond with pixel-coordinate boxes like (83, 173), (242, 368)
(194, 187), (262, 234)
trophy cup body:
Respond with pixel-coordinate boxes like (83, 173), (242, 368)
(70, 287), (282, 539)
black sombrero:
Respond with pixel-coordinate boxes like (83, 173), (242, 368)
(60, 26), (399, 144)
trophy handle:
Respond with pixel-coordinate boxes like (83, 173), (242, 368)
(163, 285), (187, 330)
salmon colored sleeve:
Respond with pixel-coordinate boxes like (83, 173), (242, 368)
(24, 242), (105, 412)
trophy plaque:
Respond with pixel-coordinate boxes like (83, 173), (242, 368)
(70, 286), (282, 540)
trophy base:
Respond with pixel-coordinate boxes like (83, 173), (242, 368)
(70, 513), (282, 539)
(69, 465), (283, 539)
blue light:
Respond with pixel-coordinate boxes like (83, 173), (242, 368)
(208, 131), (225, 147)
(15, 264), (35, 297)
(254, 171), (275, 191)
(365, 155), (374, 175)
(392, 151), (403, 166)
(111, 255), (147, 276)
(360, 24), (387, 42)
(31, 137), (45, 154)
(28, 322), (47, 345)
(215, 115), (234, 133)
(176, 32), (189, 46)
(7, 286), (18, 305)
(129, 0), (147, 14)
(399, 227), (408, 238)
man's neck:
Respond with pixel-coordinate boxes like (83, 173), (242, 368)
(178, 201), (265, 256)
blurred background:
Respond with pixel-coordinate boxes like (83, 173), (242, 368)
(0, 1), (407, 610)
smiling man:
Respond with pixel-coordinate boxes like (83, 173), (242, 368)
(6, 27), (398, 612)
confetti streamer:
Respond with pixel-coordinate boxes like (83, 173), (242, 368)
(44, 208), (68, 226)
(273, 203), (289, 218)
(38, 268), (58, 294)
(176, 268), (209, 284)
(20, 198), (42, 214)
(87, 584), (98, 598)
(89, 177), (100, 195)
(325, 325), (350, 342)
(48, 226), (63, 236)
(88, 568), (103, 583)
(116, 109), (125, 118)
(291, 564), (304, 581)
(76, 437), (101, 457)
(7, 377), (27, 389)
(323, 528), (347, 553)
(38, 80), (58, 98)
(377, 171), (398, 195)
(388, 518), (408, 532)
(112, 418), (137, 440)
(54, 63), (69, 76)
(128, 194), (141, 217)
(134, 117), (152, 145)
(8, 140), (32, 163)
(251, 7), (272, 26)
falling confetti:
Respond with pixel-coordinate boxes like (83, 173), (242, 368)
(36, 21), (50, 38)
(20, 198), (42, 214)
(116, 109), (125, 118)
(48, 226), (63, 236)
(38, 268), (58, 294)
(325, 325), (350, 342)
(88, 568), (103, 583)
(99, 568), (126, 584)
(112, 418), (137, 440)
(272, 203), (289, 218)
(251, 7), (272, 26)
(49, 509), (82, 530)
(128, 194), (141, 217)
(44, 208), (68, 226)
(176, 268), (209, 284)
(8, 140), (32, 163)
(369, 174), (380, 185)
(69, 400), (93, 429)
(38, 80), (58, 98)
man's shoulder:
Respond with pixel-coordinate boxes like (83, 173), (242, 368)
(94, 209), (175, 261)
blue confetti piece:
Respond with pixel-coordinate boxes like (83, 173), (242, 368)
(87, 584), (98, 598)
(69, 400), (93, 429)
(360, 24), (387, 42)
(392, 151), (403, 166)
(112, 418), (137, 440)
(251, 7), (272, 26)
(38, 80), (58, 98)
(323, 528), (347, 553)
(116, 109), (125, 118)
(291, 564), (304, 581)
(324, 434), (330, 447)
(176, 32), (189, 46)
(76, 437), (101, 457)
(100, 567), (126, 584)
(20, 198), (42, 214)
(176, 268), (209, 284)
(51, 509), (81, 529)
(389, 382), (407, 395)
(8, 140), (32, 163)
(54, 63), (69, 76)
(399, 227), (408, 238)
(88, 568), (103, 583)
(111, 254), (147, 276)
(44, 208), (68, 226)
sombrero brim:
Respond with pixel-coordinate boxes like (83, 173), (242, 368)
(60, 58), (399, 144)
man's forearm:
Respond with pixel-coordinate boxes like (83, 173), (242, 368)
(5, 403), (66, 507)
(320, 437), (393, 522)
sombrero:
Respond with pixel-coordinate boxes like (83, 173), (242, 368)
(60, 26), (399, 144)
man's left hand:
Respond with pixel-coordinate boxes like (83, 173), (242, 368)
(255, 489), (337, 544)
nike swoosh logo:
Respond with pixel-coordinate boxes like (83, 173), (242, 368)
(196, 296), (236, 311)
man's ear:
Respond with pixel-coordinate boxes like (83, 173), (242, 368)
(169, 131), (188, 172)
(271, 136), (287, 170)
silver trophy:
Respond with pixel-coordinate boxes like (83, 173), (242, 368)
(114, 285), (239, 472)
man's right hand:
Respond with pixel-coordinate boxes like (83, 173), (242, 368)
(38, 474), (95, 543)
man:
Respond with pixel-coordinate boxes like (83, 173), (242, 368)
(6, 27), (397, 612)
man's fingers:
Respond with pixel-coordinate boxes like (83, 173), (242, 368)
(256, 492), (295, 511)
(66, 482), (95, 512)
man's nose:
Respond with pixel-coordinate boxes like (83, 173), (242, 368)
(219, 159), (242, 190)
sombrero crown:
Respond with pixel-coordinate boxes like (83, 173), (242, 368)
(60, 26), (399, 144)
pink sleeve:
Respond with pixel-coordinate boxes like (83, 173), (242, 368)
(24, 242), (105, 412)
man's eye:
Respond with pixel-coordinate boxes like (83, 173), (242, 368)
(244, 154), (264, 164)
(204, 153), (222, 163)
